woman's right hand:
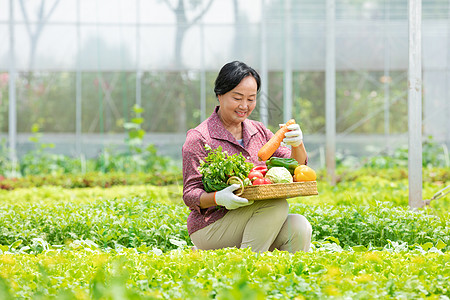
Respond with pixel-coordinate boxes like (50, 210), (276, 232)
(214, 184), (254, 210)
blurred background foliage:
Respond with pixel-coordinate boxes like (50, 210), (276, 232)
(0, 69), (410, 135)
(0, 0), (448, 177)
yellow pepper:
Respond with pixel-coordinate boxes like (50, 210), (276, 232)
(294, 165), (317, 182)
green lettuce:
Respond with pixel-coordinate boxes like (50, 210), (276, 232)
(265, 167), (293, 184)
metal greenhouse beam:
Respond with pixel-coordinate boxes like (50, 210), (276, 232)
(136, 0), (142, 108)
(283, 0), (293, 122)
(384, 1), (391, 152)
(260, 0), (268, 126)
(8, 0), (17, 170)
(200, 21), (206, 122)
(200, 8), (206, 122)
(76, 0), (82, 156)
(326, 0), (336, 186)
(408, 0), (424, 209)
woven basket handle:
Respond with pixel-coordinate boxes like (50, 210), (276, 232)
(226, 176), (245, 196)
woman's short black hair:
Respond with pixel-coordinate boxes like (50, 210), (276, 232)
(214, 61), (261, 97)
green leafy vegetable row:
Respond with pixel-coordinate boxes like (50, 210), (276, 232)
(1, 248), (449, 299)
(0, 171), (182, 190)
(1, 185), (448, 252)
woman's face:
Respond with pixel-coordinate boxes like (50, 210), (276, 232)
(217, 76), (257, 125)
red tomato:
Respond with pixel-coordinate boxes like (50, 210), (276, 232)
(252, 178), (265, 185)
(253, 178), (272, 185)
(248, 170), (264, 182)
(251, 166), (268, 176)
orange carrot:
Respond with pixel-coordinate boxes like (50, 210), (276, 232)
(258, 119), (296, 161)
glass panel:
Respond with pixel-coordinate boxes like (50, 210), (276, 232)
(266, 71), (284, 132)
(141, 71), (201, 133)
(80, 25), (136, 71)
(202, 0), (239, 25)
(13, 0), (66, 22)
(292, 71), (325, 134)
(140, 25), (175, 70)
(0, 71), (9, 132)
(0, 25), (9, 70)
(33, 25), (77, 70)
(13, 25), (77, 71)
(0, 0), (447, 161)
(10, 24), (29, 70)
(0, 0), (8, 21)
(140, 0), (175, 24)
(16, 72), (76, 132)
(46, 0), (77, 23)
(80, 0), (137, 24)
(81, 71), (135, 133)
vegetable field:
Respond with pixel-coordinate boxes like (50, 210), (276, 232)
(1, 168), (449, 299)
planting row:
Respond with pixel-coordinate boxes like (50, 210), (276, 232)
(0, 171), (183, 190)
(0, 166), (448, 191)
(0, 247), (449, 299)
(0, 185), (448, 252)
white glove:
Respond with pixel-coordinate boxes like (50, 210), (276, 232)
(214, 184), (254, 210)
(283, 123), (303, 147)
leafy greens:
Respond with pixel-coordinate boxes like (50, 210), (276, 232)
(198, 144), (253, 192)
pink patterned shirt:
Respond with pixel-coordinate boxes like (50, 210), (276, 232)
(182, 106), (292, 235)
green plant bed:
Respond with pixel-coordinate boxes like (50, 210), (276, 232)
(308, 175), (449, 209)
(1, 184), (448, 252)
(0, 191), (190, 251)
(0, 248), (449, 299)
(0, 171), (183, 190)
(317, 167), (450, 184)
(291, 201), (449, 251)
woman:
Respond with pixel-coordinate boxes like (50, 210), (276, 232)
(182, 61), (312, 253)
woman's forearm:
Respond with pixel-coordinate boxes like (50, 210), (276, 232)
(290, 142), (307, 165)
(199, 191), (218, 209)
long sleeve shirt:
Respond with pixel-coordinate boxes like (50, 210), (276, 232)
(182, 106), (291, 235)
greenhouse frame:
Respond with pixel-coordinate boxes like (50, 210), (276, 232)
(1, 0), (450, 205)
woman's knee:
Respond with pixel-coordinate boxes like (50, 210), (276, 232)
(289, 214), (312, 237)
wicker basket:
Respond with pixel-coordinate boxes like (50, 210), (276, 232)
(234, 181), (318, 201)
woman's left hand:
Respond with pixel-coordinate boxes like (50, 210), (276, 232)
(283, 124), (303, 147)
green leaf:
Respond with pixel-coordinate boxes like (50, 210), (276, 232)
(435, 239), (446, 250)
(29, 136), (39, 143)
(131, 117), (144, 125)
(421, 242), (433, 251)
(136, 129), (145, 139)
(352, 245), (368, 252)
(133, 105), (144, 114)
(9, 240), (23, 250)
(31, 123), (40, 133)
(325, 236), (340, 245)
(129, 130), (145, 140)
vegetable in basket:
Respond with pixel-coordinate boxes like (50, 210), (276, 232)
(250, 165), (268, 176)
(253, 177), (272, 185)
(266, 157), (299, 175)
(294, 165), (317, 182)
(248, 170), (264, 182)
(265, 167), (293, 184)
(198, 144), (253, 193)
